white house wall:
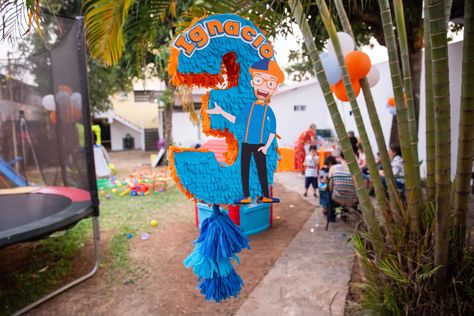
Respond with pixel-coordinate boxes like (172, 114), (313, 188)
(270, 59), (395, 152)
(172, 112), (210, 147)
(110, 121), (143, 151)
(270, 82), (334, 147)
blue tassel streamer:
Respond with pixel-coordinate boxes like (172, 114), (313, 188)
(197, 269), (244, 303)
(184, 243), (240, 279)
(195, 206), (250, 260)
(185, 205), (249, 302)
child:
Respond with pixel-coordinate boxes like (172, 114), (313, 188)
(303, 145), (319, 197)
(319, 155), (338, 214)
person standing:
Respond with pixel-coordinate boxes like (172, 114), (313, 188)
(295, 123), (318, 174)
(348, 131), (358, 156)
(303, 145), (319, 197)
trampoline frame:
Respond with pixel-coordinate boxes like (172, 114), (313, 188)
(12, 216), (100, 316)
(3, 16), (101, 315)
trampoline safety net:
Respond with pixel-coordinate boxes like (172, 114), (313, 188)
(0, 17), (96, 202)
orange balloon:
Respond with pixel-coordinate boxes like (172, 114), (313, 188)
(345, 51), (371, 80)
(388, 97), (395, 107)
(331, 79), (361, 102)
(388, 94), (407, 107)
(50, 111), (57, 124)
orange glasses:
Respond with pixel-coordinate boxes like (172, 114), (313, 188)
(252, 76), (278, 89)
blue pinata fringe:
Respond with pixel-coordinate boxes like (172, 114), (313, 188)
(184, 244), (240, 279)
(195, 207), (250, 260)
(185, 205), (249, 302)
(197, 269), (244, 303)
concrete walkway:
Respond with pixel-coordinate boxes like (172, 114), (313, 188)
(236, 172), (354, 316)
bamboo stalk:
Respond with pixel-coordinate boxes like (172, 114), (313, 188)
(377, 0), (422, 234)
(289, 0), (384, 256)
(424, 0), (436, 201)
(393, 0), (421, 184)
(333, 0), (402, 225)
(453, 0), (474, 260)
(445, 0), (453, 26)
(428, 0), (451, 291)
(318, 0), (392, 220)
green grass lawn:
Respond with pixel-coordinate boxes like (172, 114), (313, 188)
(0, 184), (191, 316)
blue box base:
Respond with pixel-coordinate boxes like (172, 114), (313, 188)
(197, 203), (271, 236)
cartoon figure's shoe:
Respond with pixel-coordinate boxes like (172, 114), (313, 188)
(257, 196), (280, 204)
(234, 197), (252, 204)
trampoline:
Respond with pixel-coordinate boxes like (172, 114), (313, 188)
(0, 16), (100, 315)
(0, 187), (93, 248)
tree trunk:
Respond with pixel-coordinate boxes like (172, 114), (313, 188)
(333, 0), (396, 225)
(377, 0), (422, 234)
(290, 0), (384, 256)
(164, 99), (173, 148)
(453, 0), (474, 261)
(424, 0), (436, 201)
(163, 73), (174, 149)
(429, 0), (451, 292)
(393, 0), (421, 180)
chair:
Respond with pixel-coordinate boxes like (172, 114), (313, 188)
(326, 175), (359, 230)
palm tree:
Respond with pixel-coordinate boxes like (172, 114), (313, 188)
(427, 0), (452, 290)
(424, 0), (436, 201)
(292, 0), (474, 312)
(289, 0), (384, 255)
(0, 0), (43, 41)
(376, 0), (422, 234)
(315, 0), (394, 234)
(452, 0), (474, 270)
(82, 0), (194, 148)
(333, 0), (401, 224)
(393, 0), (421, 181)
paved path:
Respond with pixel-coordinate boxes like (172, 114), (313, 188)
(236, 172), (354, 316)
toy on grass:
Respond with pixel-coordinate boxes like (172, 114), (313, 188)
(168, 14), (282, 302)
(150, 219), (158, 227)
(119, 177), (151, 196)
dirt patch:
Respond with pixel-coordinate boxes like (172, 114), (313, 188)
(24, 182), (313, 315)
(344, 255), (364, 315)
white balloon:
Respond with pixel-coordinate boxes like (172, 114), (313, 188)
(367, 66), (380, 87)
(71, 92), (82, 109)
(42, 94), (56, 111)
(327, 32), (355, 57)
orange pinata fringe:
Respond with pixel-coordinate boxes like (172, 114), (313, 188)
(167, 17), (248, 200)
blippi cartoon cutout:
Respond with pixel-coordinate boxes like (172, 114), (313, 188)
(168, 14), (284, 302)
(207, 58), (283, 204)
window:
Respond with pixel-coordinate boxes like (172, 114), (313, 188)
(133, 90), (153, 102)
(294, 105), (306, 111)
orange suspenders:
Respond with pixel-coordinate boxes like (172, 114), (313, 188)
(244, 101), (269, 144)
